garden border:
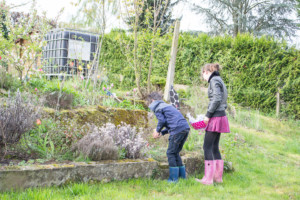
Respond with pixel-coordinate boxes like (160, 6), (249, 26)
(0, 155), (233, 191)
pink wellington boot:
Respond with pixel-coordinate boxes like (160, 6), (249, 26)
(214, 160), (224, 183)
(195, 160), (215, 185)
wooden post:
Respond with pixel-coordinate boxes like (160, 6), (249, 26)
(276, 88), (280, 117)
(164, 20), (180, 101)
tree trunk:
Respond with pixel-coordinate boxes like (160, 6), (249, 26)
(232, 0), (239, 37)
(93, 0), (106, 90)
(147, 37), (155, 94)
(147, 7), (157, 94)
(134, 1), (143, 97)
(18, 70), (23, 83)
(233, 11), (239, 37)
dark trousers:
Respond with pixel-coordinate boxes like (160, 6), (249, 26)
(167, 130), (189, 167)
(203, 131), (222, 160)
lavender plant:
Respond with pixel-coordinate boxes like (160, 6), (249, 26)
(73, 123), (148, 161)
(0, 90), (41, 158)
(72, 125), (119, 161)
(100, 122), (148, 159)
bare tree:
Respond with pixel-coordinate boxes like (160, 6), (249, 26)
(126, 0), (182, 33)
(0, 1), (59, 82)
(190, 0), (299, 38)
(73, 0), (118, 91)
(119, 0), (146, 97)
(147, 0), (170, 94)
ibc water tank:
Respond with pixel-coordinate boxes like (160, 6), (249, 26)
(42, 28), (99, 77)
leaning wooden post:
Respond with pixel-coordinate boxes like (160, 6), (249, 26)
(164, 20), (180, 101)
(276, 88), (280, 118)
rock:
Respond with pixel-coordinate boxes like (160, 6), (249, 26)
(224, 161), (234, 172)
(0, 89), (8, 95)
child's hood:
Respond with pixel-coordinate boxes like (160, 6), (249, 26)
(148, 100), (171, 112)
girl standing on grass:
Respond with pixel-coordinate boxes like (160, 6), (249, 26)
(196, 63), (230, 185)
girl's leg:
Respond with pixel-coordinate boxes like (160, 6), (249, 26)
(212, 132), (224, 183)
(212, 132), (221, 159)
(196, 131), (217, 185)
(203, 131), (217, 160)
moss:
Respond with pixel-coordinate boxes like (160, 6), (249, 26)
(43, 107), (55, 114)
(35, 165), (53, 169)
(3, 166), (22, 170)
(109, 108), (148, 127)
(158, 162), (169, 169)
(147, 158), (156, 162)
(49, 164), (75, 168)
(117, 159), (141, 163)
(43, 105), (150, 142)
(4, 155), (12, 159)
(60, 164), (75, 168)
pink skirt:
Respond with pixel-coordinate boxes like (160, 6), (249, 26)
(205, 116), (230, 133)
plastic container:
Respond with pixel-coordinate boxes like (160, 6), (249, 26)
(191, 121), (207, 130)
(42, 28), (99, 77)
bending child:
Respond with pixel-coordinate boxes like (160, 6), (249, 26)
(147, 92), (190, 183)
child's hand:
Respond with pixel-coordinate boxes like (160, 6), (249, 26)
(152, 130), (161, 139)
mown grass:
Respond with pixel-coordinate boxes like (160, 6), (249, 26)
(1, 85), (299, 199)
(1, 108), (299, 200)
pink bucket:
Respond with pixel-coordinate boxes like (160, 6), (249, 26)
(191, 120), (207, 130)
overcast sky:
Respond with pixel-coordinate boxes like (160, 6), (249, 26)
(10, 0), (207, 31)
(9, 0), (300, 47)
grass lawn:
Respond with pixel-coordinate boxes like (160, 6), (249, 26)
(0, 111), (299, 200)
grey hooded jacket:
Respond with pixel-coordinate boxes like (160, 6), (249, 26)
(206, 71), (228, 118)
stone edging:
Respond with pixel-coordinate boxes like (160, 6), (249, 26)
(0, 157), (233, 191)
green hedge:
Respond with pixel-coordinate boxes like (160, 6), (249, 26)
(100, 31), (300, 119)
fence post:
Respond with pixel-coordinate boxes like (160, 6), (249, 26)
(276, 88), (280, 118)
(164, 20), (180, 101)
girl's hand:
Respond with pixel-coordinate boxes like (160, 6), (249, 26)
(204, 117), (210, 124)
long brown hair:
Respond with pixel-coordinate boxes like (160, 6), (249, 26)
(202, 63), (221, 73)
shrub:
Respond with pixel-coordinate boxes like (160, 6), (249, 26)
(150, 76), (166, 90)
(20, 118), (87, 160)
(27, 77), (48, 90)
(44, 91), (74, 110)
(0, 90), (41, 156)
(104, 123), (147, 159)
(0, 69), (21, 91)
(24, 123), (55, 160)
(72, 123), (148, 161)
(101, 31), (299, 118)
(177, 89), (190, 99)
(72, 125), (119, 161)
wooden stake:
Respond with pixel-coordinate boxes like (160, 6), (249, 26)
(276, 88), (280, 117)
(164, 20), (180, 101)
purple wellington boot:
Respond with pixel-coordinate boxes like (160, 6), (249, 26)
(214, 160), (224, 183)
(195, 160), (215, 185)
